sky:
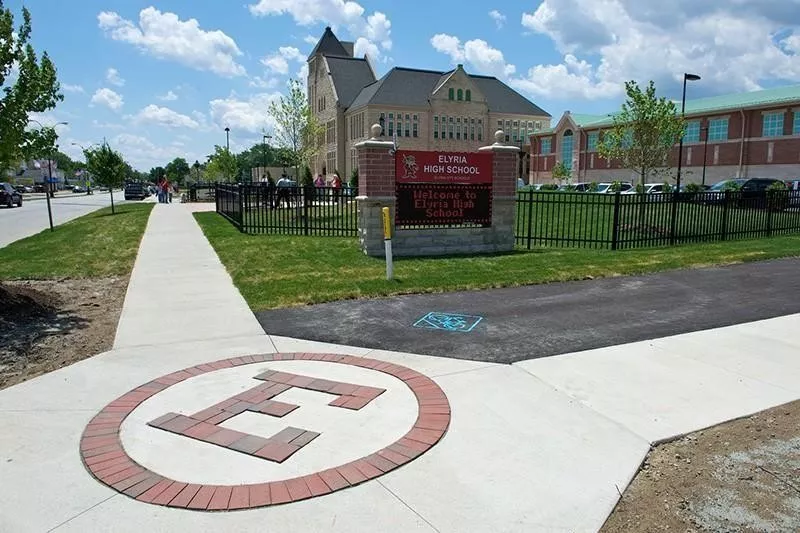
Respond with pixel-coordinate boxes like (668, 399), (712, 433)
(8, 0), (800, 171)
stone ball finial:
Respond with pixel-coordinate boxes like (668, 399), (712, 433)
(370, 123), (383, 139)
(494, 130), (505, 144)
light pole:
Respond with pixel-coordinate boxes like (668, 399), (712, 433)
(28, 119), (68, 231)
(224, 127), (230, 152)
(675, 73), (701, 192)
(262, 133), (272, 181)
(671, 73), (700, 245)
(701, 125), (709, 187)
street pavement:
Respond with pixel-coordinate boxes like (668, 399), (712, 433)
(0, 191), (128, 249)
(1, 203), (799, 532)
(257, 257), (800, 363)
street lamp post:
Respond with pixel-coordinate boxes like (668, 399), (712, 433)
(262, 133), (272, 181)
(671, 73), (701, 245)
(28, 119), (68, 231)
(225, 127), (230, 151)
(701, 126), (710, 187)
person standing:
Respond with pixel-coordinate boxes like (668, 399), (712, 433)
(273, 173), (291, 209)
(331, 172), (342, 204)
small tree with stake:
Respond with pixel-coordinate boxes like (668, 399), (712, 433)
(83, 142), (125, 214)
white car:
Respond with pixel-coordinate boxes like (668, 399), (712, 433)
(596, 182), (632, 193)
(622, 183), (672, 194)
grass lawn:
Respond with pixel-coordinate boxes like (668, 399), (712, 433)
(195, 210), (800, 311)
(0, 203), (154, 279)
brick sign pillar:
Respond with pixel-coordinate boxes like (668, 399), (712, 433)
(356, 126), (519, 257)
(356, 124), (396, 256)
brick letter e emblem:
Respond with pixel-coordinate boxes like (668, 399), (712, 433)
(147, 369), (386, 463)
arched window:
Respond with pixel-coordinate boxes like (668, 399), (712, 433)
(457, 89), (463, 101)
(465, 89), (471, 101)
(561, 129), (574, 170)
(448, 88), (454, 100)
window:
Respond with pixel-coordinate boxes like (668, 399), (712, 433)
(465, 90), (471, 101)
(535, 121), (541, 130)
(448, 88), (454, 100)
(497, 120), (503, 129)
(587, 131), (599, 152)
(794, 112), (800, 135)
(379, 112), (385, 135)
(561, 130), (574, 169)
(762, 112), (784, 137)
(528, 121), (533, 130)
(434, 116), (439, 139)
(708, 117), (729, 141)
(449, 117), (454, 139)
(684, 121), (700, 143)
(541, 137), (551, 154)
(388, 112), (394, 137)
(457, 89), (463, 101)
(405, 114), (410, 137)
(350, 149), (357, 173)
(471, 118), (475, 141)
(413, 114), (418, 138)
(326, 151), (336, 174)
(477, 119), (483, 141)
(456, 117), (461, 140)
(326, 120), (336, 144)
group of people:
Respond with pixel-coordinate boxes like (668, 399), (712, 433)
(266, 172), (344, 209)
(156, 177), (174, 204)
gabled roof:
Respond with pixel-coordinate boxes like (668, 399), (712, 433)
(348, 66), (550, 117)
(308, 27), (349, 60)
(325, 56), (376, 108)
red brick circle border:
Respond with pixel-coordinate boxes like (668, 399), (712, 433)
(80, 353), (451, 511)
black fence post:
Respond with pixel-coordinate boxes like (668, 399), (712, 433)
(525, 190), (534, 250)
(215, 183), (219, 213)
(766, 191), (774, 237)
(669, 190), (678, 246)
(611, 192), (621, 250)
(721, 191), (730, 241)
(237, 184), (244, 231)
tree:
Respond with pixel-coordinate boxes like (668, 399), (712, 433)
(552, 161), (571, 185)
(598, 80), (684, 188)
(84, 142), (126, 214)
(268, 79), (324, 179)
(165, 157), (190, 185)
(205, 145), (238, 182)
(0, 2), (63, 173)
(148, 166), (165, 182)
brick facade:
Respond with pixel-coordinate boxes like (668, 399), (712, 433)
(532, 104), (800, 185)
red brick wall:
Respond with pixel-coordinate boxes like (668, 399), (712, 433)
(492, 151), (517, 196)
(357, 146), (395, 197)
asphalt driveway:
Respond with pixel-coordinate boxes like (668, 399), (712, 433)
(256, 258), (800, 363)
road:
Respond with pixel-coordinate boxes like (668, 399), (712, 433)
(0, 191), (128, 248)
(257, 257), (800, 363)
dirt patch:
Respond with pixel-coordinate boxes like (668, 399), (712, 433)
(0, 278), (127, 390)
(602, 400), (800, 533)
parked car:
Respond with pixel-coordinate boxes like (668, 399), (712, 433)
(622, 183), (673, 200)
(705, 178), (787, 209)
(558, 182), (593, 192)
(596, 182), (633, 193)
(72, 185), (86, 193)
(124, 182), (148, 201)
(0, 182), (23, 207)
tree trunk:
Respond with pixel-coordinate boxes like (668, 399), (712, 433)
(110, 187), (116, 214)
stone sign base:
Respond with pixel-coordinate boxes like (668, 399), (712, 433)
(358, 197), (515, 257)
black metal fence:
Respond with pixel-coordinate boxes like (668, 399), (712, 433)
(515, 190), (800, 250)
(216, 183), (358, 236)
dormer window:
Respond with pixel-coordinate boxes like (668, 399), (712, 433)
(465, 90), (471, 101)
(448, 88), (454, 100)
(457, 89), (463, 101)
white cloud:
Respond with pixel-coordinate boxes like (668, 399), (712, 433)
(249, 76), (280, 89)
(91, 120), (125, 130)
(98, 7), (246, 77)
(261, 46), (306, 76)
(431, 34), (515, 78)
(90, 88), (124, 111)
(304, 34), (318, 45)
(158, 90), (178, 101)
(128, 104), (199, 129)
(62, 83), (84, 93)
(27, 112), (71, 136)
(489, 10), (506, 29)
(431, 34), (464, 62)
(248, 0), (391, 60)
(110, 133), (198, 171)
(106, 67), (125, 86)
(209, 92), (281, 135)
(517, 0), (800, 99)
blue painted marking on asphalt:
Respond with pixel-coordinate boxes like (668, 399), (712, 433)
(412, 312), (484, 333)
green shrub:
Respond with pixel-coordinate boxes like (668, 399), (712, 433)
(609, 180), (623, 193)
(540, 183), (559, 191)
(350, 167), (359, 189)
(588, 182), (599, 192)
(684, 182), (702, 193)
(302, 166), (313, 185)
(721, 181), (742, 192)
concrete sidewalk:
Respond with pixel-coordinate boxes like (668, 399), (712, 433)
(2, 202), (799, 533)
